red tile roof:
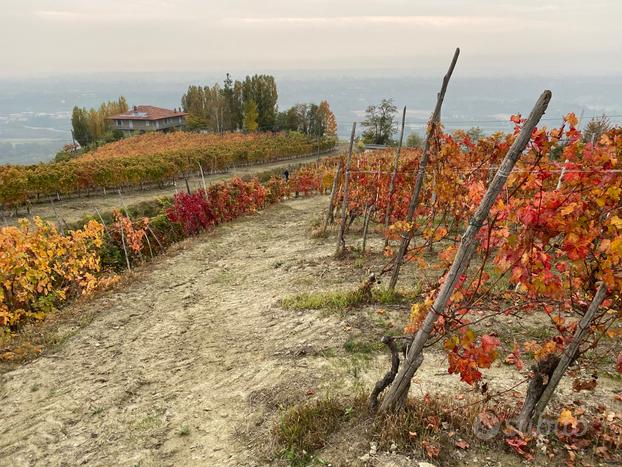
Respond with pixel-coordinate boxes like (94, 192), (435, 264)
(107, 105), (188, 121)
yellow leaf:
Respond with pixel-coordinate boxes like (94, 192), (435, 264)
(610, 216), (622, 230)
(560, 204), (575, 216)
(558, 409), (578, 429)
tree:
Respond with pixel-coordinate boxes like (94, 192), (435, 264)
(71, 97), (128, 147)
(319, 100), (337, 137)
(183, 74), (277, 132)
(242, 75), (278, 131)
(466, 126), (484, 142)
(362, 98), (398, 145)
(406, 132), (423, 149)
(583, 114), (611, 144)
(243, 101), (259, 132)
(71, 107), (91, 146)
(222, 73), (235, 131)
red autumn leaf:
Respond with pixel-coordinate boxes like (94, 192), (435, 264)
(504, 344), (525, 371)
(505, 437), (533, 461)
(519, 207), (538, 226)
(422, 440), (440, 459)
(481, 335), (501, 353)
(455, 439), (470, 449)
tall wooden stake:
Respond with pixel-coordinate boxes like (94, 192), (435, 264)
(119, 225), (132, 272)
(198, 163), (208, 192)
(383, 106), (407, 248)
(94, 208), (111, 238)
(50, 198), (66, 235)
(378, 90), (552, 412)
(323, 159), (343, 232)
(335, 122), (356, 256)
(388, 48), (460, 291)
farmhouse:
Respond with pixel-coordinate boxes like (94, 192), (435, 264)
(107, 105), (187, 134)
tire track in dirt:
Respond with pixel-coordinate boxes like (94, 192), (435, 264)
(0, 196), (346, 467)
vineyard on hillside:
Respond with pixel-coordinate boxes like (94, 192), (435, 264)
(0, 131), (336, 208)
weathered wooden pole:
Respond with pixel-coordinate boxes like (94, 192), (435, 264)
(388, 48), (460, 291)
(361, 205), (372, 253)
(335, 122), (356, 256)
(198, 163), (208, 192)
(323, 159), (343, 232)
(94, 207), (111, 238)
(49, 198), (66, 235)
(147, 224), (164, 251)
(378, 90), (552, 412)
(383, 106), (407, 248)
(119, 223), (132, 272)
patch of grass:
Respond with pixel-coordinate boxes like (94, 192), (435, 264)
(213, 270), (237, 285)
(280, 290), (364, 312)
(273, 396), (366, 466)
(280, 286), (419, 313)
(177, 424), (190, 436)
(317, 347), (337, 358)
(132, 408), (165, 432)
(311, 228), (329, 239)
(343, 338), (384, 355)
(374, 286), (419, 305)
(30, 383), (41, 392)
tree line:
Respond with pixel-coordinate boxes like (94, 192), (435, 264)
(71, 97), (128, 148)
(181, 73), (337, 138)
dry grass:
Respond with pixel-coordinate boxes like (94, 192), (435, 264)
(272, 395), (368, 465)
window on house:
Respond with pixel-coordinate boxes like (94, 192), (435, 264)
(116, 120), (121, 126)
(146, 121), (150, 127)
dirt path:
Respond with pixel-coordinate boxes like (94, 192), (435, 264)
(0, 196), (354, 466)
(3, 150), (339, 226)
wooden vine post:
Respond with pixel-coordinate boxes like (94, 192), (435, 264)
(323, 158), (343, 232)
(516, 281), (607, 432)
(388, 48), (460, 291)
(377, 90), (553, 412)
(198, 163), (208, 192)
(335, 122), (356, 256)
(383, 106), (407, 249)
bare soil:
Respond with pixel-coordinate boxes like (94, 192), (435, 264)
(0, 195), (619, 466)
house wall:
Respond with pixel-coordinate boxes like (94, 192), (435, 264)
(111, 116), (186, 133)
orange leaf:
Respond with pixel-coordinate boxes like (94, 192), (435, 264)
(558, 409), (578, 429)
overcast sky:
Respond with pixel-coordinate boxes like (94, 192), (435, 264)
(1, 0), (621, 77)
